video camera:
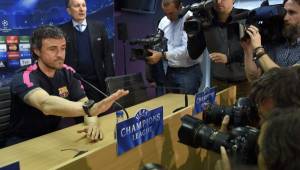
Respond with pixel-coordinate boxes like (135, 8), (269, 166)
(234, 3), (286, 43)
(182, 0), (286, 43)
(203, 97), (259, 127)
(181, 0), (215, 36)
(129, 29), (168, 61)
(178, 115), (259, 164)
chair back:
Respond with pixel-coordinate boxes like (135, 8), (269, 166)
(0, 86), (11, 146)
(105, 73), (148, 108)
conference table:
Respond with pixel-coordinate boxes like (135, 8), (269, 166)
(0, 87), (236, 170)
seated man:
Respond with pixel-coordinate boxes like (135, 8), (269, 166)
(243, 0), (300, 81)
(6, 25), (128, 146)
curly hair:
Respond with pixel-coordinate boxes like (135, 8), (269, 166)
(249, 66), (300, 108)
(261, 108), (300, 170)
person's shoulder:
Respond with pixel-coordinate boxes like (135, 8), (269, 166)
(87, 19), (105, 27)
(60, 64), (76, 76)
(11, 63), (39, 87)
(232, 8), (249, 14)
(60, 21), (72, 29)
(158, 16), (170, 28)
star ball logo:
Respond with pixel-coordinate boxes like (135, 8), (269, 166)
(2, 20), (8, 27)
(0, 19), (11, 33)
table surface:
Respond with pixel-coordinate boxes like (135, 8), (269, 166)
(0, 93), (195, 170)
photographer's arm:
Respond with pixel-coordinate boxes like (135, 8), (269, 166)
(246, 25), (280, 72)
(241, 39), (262, 81)
(187, 31), (206, 59)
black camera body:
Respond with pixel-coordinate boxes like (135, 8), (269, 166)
(183, 0), (215, 36)
(129, 29), (168, 61)
(203, 97), (259, 127)
(178, 115), (259, 164)
(235, 4), (286, 43)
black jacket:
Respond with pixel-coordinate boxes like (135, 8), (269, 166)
(60, 19), (115, 91)
(188, 8), (248, 82)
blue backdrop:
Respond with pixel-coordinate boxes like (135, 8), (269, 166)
(0, 0), (114, 86)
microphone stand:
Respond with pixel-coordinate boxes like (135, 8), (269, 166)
(172, 93), (188, 113)
(75, 74), (130, 119)
(146, 85), (189, 113)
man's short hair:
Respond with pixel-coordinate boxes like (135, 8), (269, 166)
(261, 108), (300, 170)
(249, 66), (300, 108)
(65, 0), (86, 7)
(30, 25), (65, 59)
(161, 0), (182, 8)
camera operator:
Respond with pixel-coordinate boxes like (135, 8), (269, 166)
(243, 0), (300, 81)
(187, 0), (250, 98)
(147, 0), (202, 94)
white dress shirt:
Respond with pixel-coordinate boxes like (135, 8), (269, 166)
(72, 19), (87, 32)
(158, 11), (202, 68)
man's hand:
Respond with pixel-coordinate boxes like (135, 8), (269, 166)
(90, 89), (129, 116)
(214, 146), (232, 170)
(215, 116), (231, 170)
(77, 125), (103, 142)
(219, 115), (230, 132)
(147, 49), (163, 64)
(246, 25), (262, 50)
(210, 52), (228, 64)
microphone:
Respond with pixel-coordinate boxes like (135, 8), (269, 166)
(163, 86), (189, 113)
(73, 73), (130, 119)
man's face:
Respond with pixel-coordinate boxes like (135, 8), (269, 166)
(283, 0), (300, 41)
(162, 3), (180, 22)
(67, 0), (87, 23)
(34, 38), (66, 70)
(214, 0), (234, 14)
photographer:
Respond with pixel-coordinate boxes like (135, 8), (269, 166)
(187, 0), (250, 98)
(147, 0), (202, 94)
(243, 0), (300, 81)
(216, 108), (300, 170)
(249, 66), (300, 124)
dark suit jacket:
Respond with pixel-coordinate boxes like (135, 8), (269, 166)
(60, 19), (115, 92)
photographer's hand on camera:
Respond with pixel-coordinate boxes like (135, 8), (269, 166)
(147, 49), (165, 64)
(215, 146), (232, 170)
(245, 25), (262, 50)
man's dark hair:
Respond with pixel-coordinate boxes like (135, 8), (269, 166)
(162, 0), (182, 8)
(30, 25), (65, 59)
(249, 66), (300, 108)
(261, 108), (300, 170)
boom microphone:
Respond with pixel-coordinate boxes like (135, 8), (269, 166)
(73, 73), (130, 119)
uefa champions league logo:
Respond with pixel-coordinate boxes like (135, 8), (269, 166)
(0, 19), (11, 32)
(2, 20), (8, 27)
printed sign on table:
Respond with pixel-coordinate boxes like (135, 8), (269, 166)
(194, 87), (216, 115)
(116, 106), (163, 155)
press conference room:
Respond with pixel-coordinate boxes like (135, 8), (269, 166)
(1, 0), (299, 170)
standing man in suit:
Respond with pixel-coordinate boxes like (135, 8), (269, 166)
(61, 0), (115, 102)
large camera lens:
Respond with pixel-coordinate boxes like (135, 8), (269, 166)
(178, 115), (232, 152)
(203, 97), (258, 127)
(178, 114), (259, 164)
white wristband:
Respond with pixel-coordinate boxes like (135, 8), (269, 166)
(84, 115), (98, 126)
